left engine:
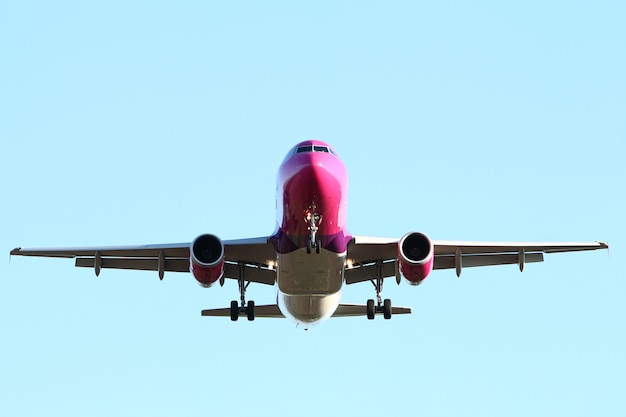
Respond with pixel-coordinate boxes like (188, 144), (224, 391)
(190, 234), (225, 287)
(398, 232), (434, 285)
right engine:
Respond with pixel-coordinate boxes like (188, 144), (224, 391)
(398, 232), (434, 285)
(190, 234), (225, 287)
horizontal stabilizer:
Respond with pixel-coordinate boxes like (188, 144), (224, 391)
(201, 304), (284, 318)
(200, 304), (412, 318)
(333, 303), (412, 317)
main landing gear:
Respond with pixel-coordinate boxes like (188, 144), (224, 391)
(229, 262), (255, 321)
(366, 261), (392, 320)
(230, 300), (255, 321)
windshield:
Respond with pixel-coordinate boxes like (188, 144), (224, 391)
(287, 143), (340, 159)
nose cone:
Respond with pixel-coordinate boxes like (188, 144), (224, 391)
(275, 141), (350, 253)
(285, 161), (340, 204)
(279, 158), (346, 238)
(278, 141), (346, 198)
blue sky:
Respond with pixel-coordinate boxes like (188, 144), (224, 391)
(1, 1), (624, 416)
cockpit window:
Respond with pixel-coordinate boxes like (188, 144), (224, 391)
(297, 145), (313, 153)
(296, 145), (333, 154)
(285, 143), (341, 160)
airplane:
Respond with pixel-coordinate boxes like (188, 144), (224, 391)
(11, 140), (608, 328)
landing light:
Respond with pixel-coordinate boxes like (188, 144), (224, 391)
(346, 259), (354, 269)
(267, 261), (275, 270)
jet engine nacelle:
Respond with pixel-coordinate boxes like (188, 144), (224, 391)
(190, 234), (225, 287)
(398, 232), (434, 285)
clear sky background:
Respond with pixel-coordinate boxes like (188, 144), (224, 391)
(1, 2), (624, 416)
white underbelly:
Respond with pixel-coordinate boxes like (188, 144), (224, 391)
(277, 247), (345, 295)
(276, 247), (345, 324)
(278, 291), (341, 325)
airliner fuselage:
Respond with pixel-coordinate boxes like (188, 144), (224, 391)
(274, 141), (351, 325)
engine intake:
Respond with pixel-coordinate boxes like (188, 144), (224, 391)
(398, 232), (434, 285)
(190, 234), (225, 287)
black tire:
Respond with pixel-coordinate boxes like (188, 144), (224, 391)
(246, 300), (255, 321)
(306, 240), (312, 254)
(230, 300), (239, 321)
(366, 299), (375, 320)
(383, 299), (392, 320)
(315, 241), (320, 254)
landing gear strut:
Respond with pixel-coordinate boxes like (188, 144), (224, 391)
(230, 262), (255, 321)
(366, 260), (392, 320)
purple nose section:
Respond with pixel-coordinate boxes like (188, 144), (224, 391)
(275, 146), (351, 254)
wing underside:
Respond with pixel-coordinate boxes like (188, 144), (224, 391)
(11, 237), (607, 286)
(11, 237), (277, 285)
(345, 238), (608, 284)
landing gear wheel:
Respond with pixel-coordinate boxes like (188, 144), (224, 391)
(246, 301), (255, 321)
(306, 240), (320, 254)
(366, 299), (375, 320)
(230, 300), (239, 321)
(383, 298), (392, 320)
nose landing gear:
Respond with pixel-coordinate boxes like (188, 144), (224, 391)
(305, 211), (321, 254)
(306, 239), (320, 254)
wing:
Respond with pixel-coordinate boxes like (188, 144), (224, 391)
(10, 236), (277, 285)
(345, 236), (608, 284)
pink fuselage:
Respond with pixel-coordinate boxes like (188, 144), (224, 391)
(271, 141), (352, 325)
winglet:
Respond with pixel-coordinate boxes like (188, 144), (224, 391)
(10, 247), (22, 256)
